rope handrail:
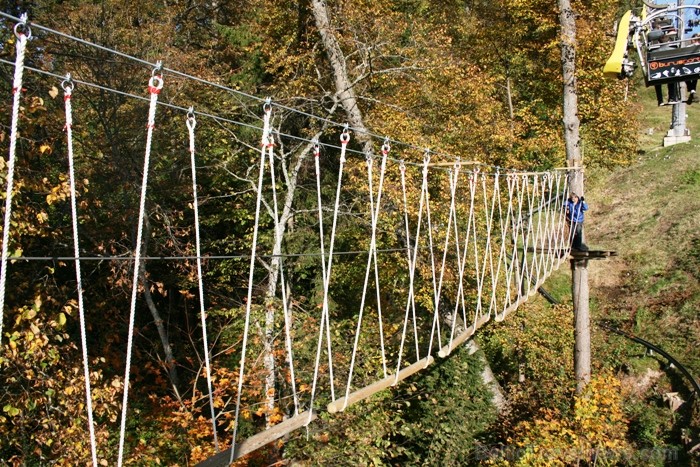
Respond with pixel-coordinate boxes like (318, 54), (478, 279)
(0, 11), (584, 172)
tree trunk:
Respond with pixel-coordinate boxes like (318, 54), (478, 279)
(139, 216), (182, 402)
(311, 0), (510, 410)
(465, 340), (507, 413)
(559, 0), (582, 191)
(559, 0), (590, 393)
(311, 0), (373, 154)
(263, 132), (322, 428)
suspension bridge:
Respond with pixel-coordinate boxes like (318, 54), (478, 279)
(1, 12), (580, 466)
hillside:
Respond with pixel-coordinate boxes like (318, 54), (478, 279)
(571, 84), (699, 459)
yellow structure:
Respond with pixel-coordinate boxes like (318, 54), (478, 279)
(604, 10), (633, 79)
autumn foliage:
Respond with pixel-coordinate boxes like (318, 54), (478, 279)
(0, 0), (642, 464)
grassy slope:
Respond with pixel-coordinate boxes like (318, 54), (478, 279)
(542, 83), (700, 455)
(586, 85), (700, 376)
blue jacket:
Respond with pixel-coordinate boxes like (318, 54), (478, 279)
(566, 199), (588, 223)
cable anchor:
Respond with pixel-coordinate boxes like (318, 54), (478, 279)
(187, 106), (196, 130)
(14, 13), (31, 39)
(61, 73), (74, 93)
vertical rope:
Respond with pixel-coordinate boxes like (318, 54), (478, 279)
(474, 171), (492, 319)
(497, 172), (518, 321)
(396, 156), (431, 376)
(459, 170), (478, 328)
(229, 100), (271, 464)
(556, 171), (571, 256)
(418, 154), (434, 366)
(0, 17), (30, 346)
(424, 155), (443, 355)
(371, 143), (390, 377)
(433, 162), (460, 347)
(394, 160), (421, 382)
(343, 144), (389, 409)
(312, 142), (334, 400)
(118, 64), (163, 467)
(515, 175), (530, 298)
(308, 142), (334, 419)
(309, 127), (350, 418)
(186, 109), (219, 451)
(445, 163), (467, 348)
(506, 173), (522, 309)
(487, 172), (506, 318)
(467, 170), (482, 331)
(478, 172), (498, 320)
(524, 174), (540, 291)
(62, 76), (98, 467)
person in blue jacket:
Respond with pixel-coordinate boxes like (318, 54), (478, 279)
(566, 192), (588, 251)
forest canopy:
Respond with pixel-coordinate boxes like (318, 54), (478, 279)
(0, 0), (640, 465)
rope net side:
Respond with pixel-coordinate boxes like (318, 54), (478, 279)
(0, 14), (574, 465)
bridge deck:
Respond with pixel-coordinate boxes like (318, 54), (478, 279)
(527, 248), (618, 260)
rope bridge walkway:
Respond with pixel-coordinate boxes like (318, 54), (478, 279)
(0, 13), (576, 466)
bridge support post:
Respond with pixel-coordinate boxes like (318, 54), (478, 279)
(571, 257), (590, 393)
(664, 0), (691, 147)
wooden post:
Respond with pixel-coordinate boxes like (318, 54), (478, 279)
(558, 0), (591, 393)
(571, 257), (591, 392)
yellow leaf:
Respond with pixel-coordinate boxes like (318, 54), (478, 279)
(39, 143), (52, 155)
(48, 86), (59, 99)
(57, 312), (66, 326)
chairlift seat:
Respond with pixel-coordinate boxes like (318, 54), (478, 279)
(645, 45), (700, 85)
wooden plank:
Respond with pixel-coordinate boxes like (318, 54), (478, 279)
(195, 410), (318, 467)
(569, 250), (617, 259)
(426, 161), (481, 167)
(437, 312), (490, 358)
(527, 248), (618, 260)
(326, 355), (435, 413)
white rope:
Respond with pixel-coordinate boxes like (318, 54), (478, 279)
(118, 65), (163, 467)
(445, 164), (466, 349)
(425, 156), (443, 356)
(487, 172), (507, 318)
(265, 132), (300, 417)
(524, 175), (540, 292)
(478, 172), (498, 320)
(556, 172), (571, 254)
(496, 173), (518, 321)
(467, 171), (482, 332)
(371, 144), (390, 378)
(394, 161), (421, 382)
(0, 18), (30, 346)
(308, 128), (350, 418)
(545, 176), (559, 275)
(516, 175), (531, 297)
(515, 175), (530, 299)
(454, 168), (475, 339)
(186, 110), (219, 451)
(500, 173), (520, 317)
(62, 76), (98, 467)
(229, 101), (271, 464)
(494, 172), (512, 317)
(396, 156), (431, 376)
(433, 162), (460, 348)
(534, 175), (549, 283)
(343, 146), (389, 409)
(528, 175), (544, 287)
(540, 174), (556, 274)
(474, 171), (492, 319)
(312, 142), (335, 404)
